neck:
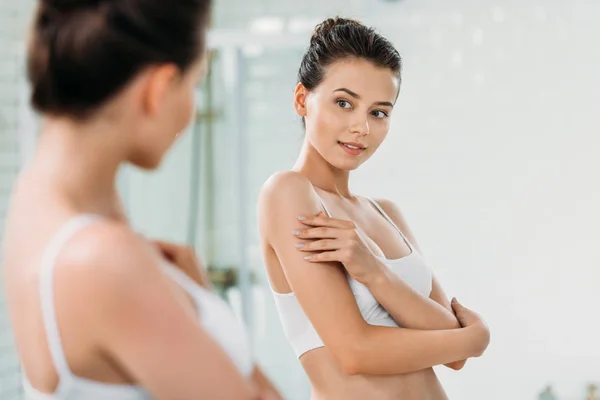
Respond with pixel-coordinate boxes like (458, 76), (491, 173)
(293, 138), (352, 198)
(30, 116), (130, 219)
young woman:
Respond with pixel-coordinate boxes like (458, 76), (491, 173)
(258, 17), (490, 400)
(2, 0), (281, 399)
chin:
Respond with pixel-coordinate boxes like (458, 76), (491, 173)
(331, 157), (363, 171)
(128, 152), (164, 170)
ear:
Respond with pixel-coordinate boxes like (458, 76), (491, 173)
(293, 82), (308, 117)
(142, 64), (179, 116)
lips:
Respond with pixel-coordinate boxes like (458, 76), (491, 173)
(338, 141), (366, 156)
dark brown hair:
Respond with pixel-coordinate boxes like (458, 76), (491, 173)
(298, 17), (402, 92)
(27, 0), (212, 119)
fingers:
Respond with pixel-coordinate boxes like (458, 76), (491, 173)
(293, 226), (340, 239)
(297, 213), (355, 230)
(451, 298), (464, 324)
(152, 240), (200, 266)
(302, 249), (348, 263)
(152, 240), (177, 251)
(295, 239), (348, 252)
(451, 297), (464, 314)
(452, 298), (473, 313)
(451, 297), (462, 306)
(152, 240), (181, 250)
(293, 226), (360, 240)
(152, 240), (180, 261)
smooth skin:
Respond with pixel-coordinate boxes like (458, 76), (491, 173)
(258, 58), (490, 400)
(3, 53), (281, 399)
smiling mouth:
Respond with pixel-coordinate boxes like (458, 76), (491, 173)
(338, 141), (366, 156)
(338, 141), (366, 150)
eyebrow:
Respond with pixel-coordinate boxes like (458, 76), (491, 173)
(333, 88), (394, 108)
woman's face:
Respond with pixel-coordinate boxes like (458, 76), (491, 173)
(296, 58), (400, 171)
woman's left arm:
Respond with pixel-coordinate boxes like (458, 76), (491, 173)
(295, 201), (469, 370)
(369, 199), (467, 370)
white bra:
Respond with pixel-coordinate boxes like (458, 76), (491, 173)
(271, 197), (433, 358)
(23, 214), (253, 400)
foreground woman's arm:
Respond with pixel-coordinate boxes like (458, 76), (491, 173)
(258, 171), (490, 375)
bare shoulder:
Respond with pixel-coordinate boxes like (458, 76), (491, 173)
(54, 219), (162, 313)
(258, 171), (323, 235)
(58, 219), (155, 276)
(259, 170), (315, 202)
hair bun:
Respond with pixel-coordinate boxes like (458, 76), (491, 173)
(310, 17), (364, 44)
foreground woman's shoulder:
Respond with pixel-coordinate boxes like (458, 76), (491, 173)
(259, 170), (319, 204)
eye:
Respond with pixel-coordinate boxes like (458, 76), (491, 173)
(337, 100), (352, 109)
(371, 110), (389, 119)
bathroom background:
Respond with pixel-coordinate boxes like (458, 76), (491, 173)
(1, 0), (599, 399)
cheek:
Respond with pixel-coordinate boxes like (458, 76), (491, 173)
(309, 103), (344, 137)
(174, 88), (196, 132)
(154, 88), (194, 153)
(373, 121), (390, 140)
(366, 123), (388, 150)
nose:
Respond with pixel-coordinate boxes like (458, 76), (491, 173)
(350, 116), (370, 137)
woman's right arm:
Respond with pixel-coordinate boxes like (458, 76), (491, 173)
(258, 171), (489, 376)
(61, 222), (258, 400)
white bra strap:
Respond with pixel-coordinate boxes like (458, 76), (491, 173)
(39, 214), (103, 380)
(310, 189), (333, 218)
(366, 198), (414, 252)
(318, 198), (333, 218)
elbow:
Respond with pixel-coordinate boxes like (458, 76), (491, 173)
(330, 340), (366, 376)
(338, 352), (362, 376)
